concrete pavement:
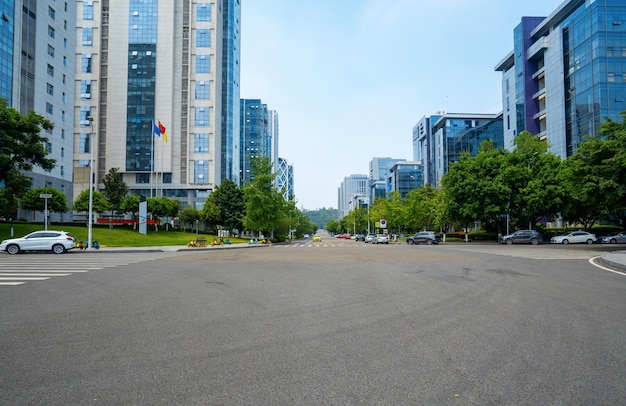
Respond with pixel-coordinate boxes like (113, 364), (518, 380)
(80, 242), (626, 272)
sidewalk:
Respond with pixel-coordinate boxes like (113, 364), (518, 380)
(80, 242), (269, 253)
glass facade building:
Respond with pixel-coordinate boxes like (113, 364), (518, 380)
(220, 0), (241, 184)
(496, 0), (626, 159)
(0, 0), (14, 103)
(415, 113), (503, 184)
(239, 99), (270, 184)
(387, 162), (423, 198)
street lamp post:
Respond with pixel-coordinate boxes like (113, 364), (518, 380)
(87, 116), (95, 249)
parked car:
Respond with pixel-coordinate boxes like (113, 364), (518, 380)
(600, 231), (626, 244)
(0, 230), (76, 255)
(499, 230), (543, 245)
(550, 231), (596, 244)
(354, 234), (365, 241)
(406, 231), (441, 245)
(364, 234), (376, 243)
(335, 233), (351, 239)
(372, 234), (389, 244)
(312, 234), (322, 242)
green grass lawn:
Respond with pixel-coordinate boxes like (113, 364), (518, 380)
(0, 223), (248, 247)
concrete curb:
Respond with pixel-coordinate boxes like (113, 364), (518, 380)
(599, 251), (626, 272)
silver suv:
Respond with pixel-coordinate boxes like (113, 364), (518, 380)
(499, 230), (542, 245)
(0, 230), (76, 254)
(406, 231), (441, 245)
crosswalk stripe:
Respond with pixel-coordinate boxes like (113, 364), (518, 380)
(0, 269), (90, 273)
(0, 273), (71, 277)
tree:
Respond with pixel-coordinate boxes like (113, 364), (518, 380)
(201, 199), (221, 230)
(0, 188), (18, 221)
(0, 99), (56, 194)
(208, 179), (245, 231)
(179, 206), (202, 232)
(442, 140), (509, 231)
(560, 113), (626, 229)
(103, 167), (129, 214)
(147, 196), (179, 231)
(120, 194), (141, 228)
(21, 187), (68, 217)
(242, 157), (284, 237)
(72, 189), (111, 214)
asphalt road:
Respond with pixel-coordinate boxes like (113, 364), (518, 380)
(1, 241), (625, 405)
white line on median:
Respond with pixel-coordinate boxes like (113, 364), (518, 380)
(589, 256), (626, 276)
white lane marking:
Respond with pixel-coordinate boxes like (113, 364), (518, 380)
(0, 273), (71, 277)
(589, 256), (626, 276)
(0, 270), (89, 273)
(0, 277), (49, 281)
(0, 282), (26, 286)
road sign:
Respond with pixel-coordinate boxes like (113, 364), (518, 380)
(380, 219), (387, 228)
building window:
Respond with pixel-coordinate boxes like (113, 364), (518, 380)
(80, 107), (92, 125)
(63, 56), (67, 66)
(60, 166), (64, 176)
(196, 3), (211, 22)
(136, 173), (150, 184)
(79, 133), (90, 153)
(61, 147), (64, 158)
(48, 26), (55, 39)
(61, 129), (65, 139)
(195, 81), (209, 100)
(47, 83), (54, 95)
(47, 64), (54, 76)
(194, 107), (209, 126)
(46, 142), (52, 153)
(162, 173), (172, 184)
(46, 103), (53, 114)
(81, 80), (92, 99)
(62, 74), (66, 84)
(48, 44), (55, 57)
(196, 29), (210, 48)
(194, 160), (209, 184)
(194, 133), (209, 152)
(78, 160), (90, 167)
(82, 28), (93, 46)
(196, 55), (210, 73)
(48, 6), (55, 19)
(83, 1), (93, 20)
(81, 54), (92, 73)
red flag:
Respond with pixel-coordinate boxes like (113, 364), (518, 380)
(158, 121), (167, 142)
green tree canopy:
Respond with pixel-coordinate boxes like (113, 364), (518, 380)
(209, 179), (245, 231)
(103, 167), (129, 213)
(72, 189), (111, 214)
(0, 99), (56, 195)
(20, 187), (68, 214)
(242, 157), (285, 236)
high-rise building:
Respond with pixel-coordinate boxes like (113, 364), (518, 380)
(495, 0), (626, 159)
(0, 0), (14, 104)
(74, 1), (241, 211)
(276, 157), (293, 201)
(239, 98), (273, 184)
(3, 0), (77, 222)
(220, 0), (241, 185)
(337, 174), (368, 219)
(387, 162), (423, 198)
(368, 157), (405, 203)
(414, 113), (503, 185)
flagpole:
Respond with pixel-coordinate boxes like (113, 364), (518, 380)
(150, 120), (155, 198)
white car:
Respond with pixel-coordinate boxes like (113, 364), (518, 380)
(372, 234), (389, 244)
(0, 230), (76, 254)
(550, 231), (596, 245)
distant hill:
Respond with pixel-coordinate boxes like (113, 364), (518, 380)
(303, 208), (338, 230)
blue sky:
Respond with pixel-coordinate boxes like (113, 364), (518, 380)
(240, 0), (562, 211)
